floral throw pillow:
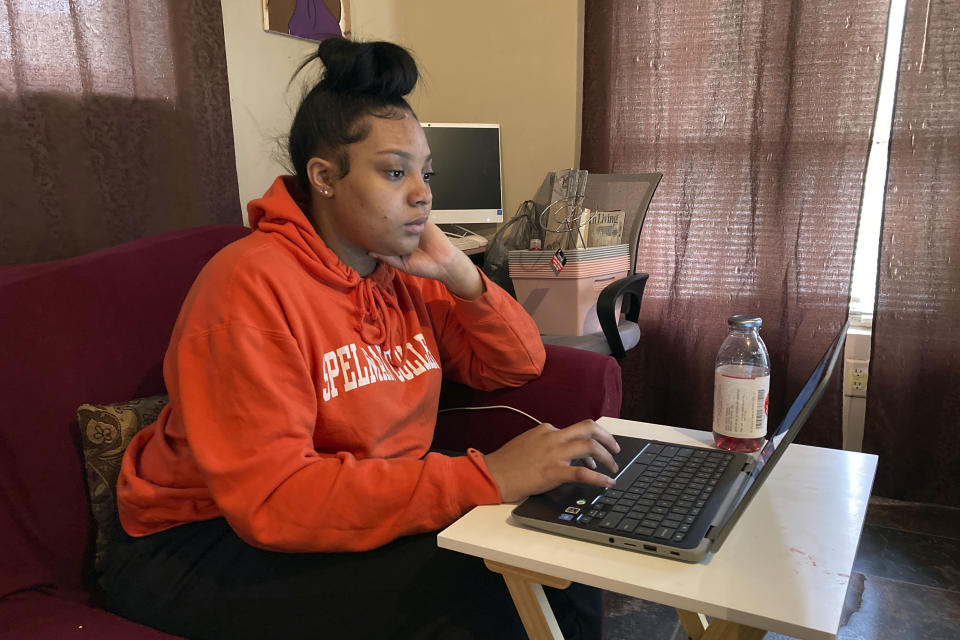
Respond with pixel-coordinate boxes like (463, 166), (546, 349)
(77, 394), (169, 571)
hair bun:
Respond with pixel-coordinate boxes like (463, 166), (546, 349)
(317, 37), (418, 100)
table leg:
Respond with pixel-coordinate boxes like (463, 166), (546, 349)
(676, 608), (767, 640)
(480, 560), (767, 640)
(483, 559), (572, 640)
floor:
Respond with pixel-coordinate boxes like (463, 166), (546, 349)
(602, 497), (960, 640)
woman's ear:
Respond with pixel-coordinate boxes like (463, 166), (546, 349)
(306, 157), (337, 198)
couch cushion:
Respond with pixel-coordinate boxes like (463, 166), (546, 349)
(0, 225), (249, 600)
(77, 395), (170, 572)
(0, 590), (183, 639)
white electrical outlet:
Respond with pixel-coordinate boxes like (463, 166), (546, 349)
(844, 359), (869, 397)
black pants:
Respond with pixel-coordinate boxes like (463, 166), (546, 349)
(100, 518), (602, 640)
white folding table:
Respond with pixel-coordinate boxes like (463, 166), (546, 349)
(438, 417), (878, 640)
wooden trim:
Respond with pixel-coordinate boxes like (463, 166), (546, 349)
(483, 559), (572, 589)
(677, 608), (709, 639)
(484, 559), (571, 640)
(676, 609), (767, 640)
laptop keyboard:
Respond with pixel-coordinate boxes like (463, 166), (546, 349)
(578, 444), (734, 544)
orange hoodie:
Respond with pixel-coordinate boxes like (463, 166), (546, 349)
(116, 176), (546, 552)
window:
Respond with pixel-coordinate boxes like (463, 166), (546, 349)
(848, 0), (907, 328)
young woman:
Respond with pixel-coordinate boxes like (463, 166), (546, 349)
(103, 37), (619, 639)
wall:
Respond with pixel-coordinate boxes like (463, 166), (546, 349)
(352, 0), (585, 229)
(221, 0), (584, 229)
(220, 1), (317, 223)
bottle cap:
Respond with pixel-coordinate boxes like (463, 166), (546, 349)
(728, 314), (762, 328)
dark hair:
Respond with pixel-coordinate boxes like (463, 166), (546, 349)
(288, 37), (419, 195)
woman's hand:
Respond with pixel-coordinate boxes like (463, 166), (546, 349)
(370, 221), (483, 299)
(483, 420), (622, 503)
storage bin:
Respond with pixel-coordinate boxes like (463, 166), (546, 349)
(512, 269), (627, 335)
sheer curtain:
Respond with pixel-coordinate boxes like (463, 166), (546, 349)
(0, 0), (240, 265)
(863, 0), (960, 506)
(581, 1), (887, 446)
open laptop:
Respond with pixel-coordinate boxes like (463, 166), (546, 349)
(512, 321), (849, 562)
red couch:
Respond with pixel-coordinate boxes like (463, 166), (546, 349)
(0, 225), (622, 638)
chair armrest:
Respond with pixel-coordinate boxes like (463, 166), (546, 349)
(596, 273), (650, 358)
(434, 344), (622, 453)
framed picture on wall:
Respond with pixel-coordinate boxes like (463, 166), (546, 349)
(262, 0), (351, 42)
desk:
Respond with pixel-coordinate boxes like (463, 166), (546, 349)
(438, 417), (878, 640)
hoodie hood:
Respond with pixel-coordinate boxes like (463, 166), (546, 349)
(247, 176), (406, 352)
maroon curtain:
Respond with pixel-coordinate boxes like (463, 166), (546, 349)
(863, 0), (960, 506)
(0, 0), (240, 265)
(582, 1), (888, 445)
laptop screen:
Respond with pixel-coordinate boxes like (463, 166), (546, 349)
(758, 324), (848, 464)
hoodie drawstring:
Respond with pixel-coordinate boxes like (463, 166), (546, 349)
(353, 278), (404, 355)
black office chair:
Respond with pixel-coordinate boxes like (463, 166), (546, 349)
(529, 172), (662, 358)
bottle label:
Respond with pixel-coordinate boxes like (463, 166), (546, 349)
(713, 367), (770, 439)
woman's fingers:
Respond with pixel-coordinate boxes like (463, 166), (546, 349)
(484, 420), (623, 502)
(557, 421), (620, 475)
(566, 464), (619, 488)
(564, 419), (621, 453)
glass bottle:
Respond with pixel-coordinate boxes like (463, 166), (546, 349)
(712, 315), (770, 452)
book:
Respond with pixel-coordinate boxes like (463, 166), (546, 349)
(586, 209), (626, 247)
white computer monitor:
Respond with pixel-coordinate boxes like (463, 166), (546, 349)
(420, 122), (504, 225)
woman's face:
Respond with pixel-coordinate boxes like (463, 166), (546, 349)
(313, 112), (433, 275)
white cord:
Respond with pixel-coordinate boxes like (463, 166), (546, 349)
(437, 404), (541, 426)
